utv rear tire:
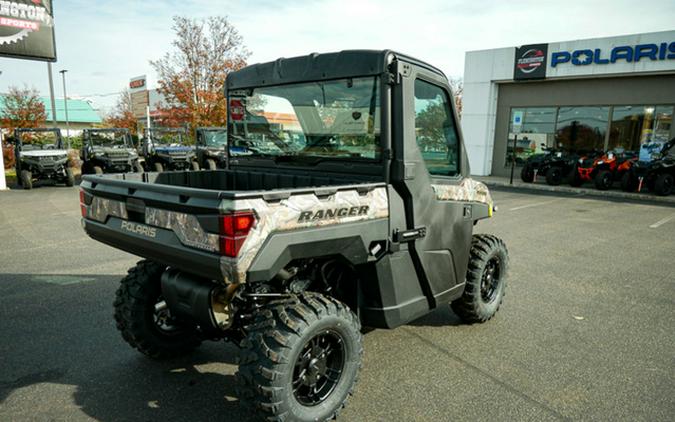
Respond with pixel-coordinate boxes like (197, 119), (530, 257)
(65, 167), (75, 187)
(20, 170), (32, 190)
(594, 170), (613, 191)
(154, 162), (164, 173)
(113, 260), (202, 359)
(520, 164), (534, 183)
(191, 161), (200, 171)
(451, 234), (508, 323)
(236, 293), (362, 422)
(206, 159), (217, 170)
(93, 166), (103, 175)
(545, 167), (562, 186)
(654, 173), (674, 196)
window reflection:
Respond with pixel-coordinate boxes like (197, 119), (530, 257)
(507, 107), (556, 165)
(555, 107), (609, 153)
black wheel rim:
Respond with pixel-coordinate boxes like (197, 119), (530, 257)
(293, 330), (345, 407)
(480, 256), (502, 303)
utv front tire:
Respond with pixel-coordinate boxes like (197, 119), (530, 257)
(20, 170), (32, 189)
(654, 173), (674, 196)
(113, 260), (201, 359)
(452, 234), (508, 323)
(594, 169), (613, 190)
(191, 161), (200, 171)
(154, 162), (164, 173)
(206, 159), (217, 170)
(237, 293), (362, 422)
(520, 164), (534, 183)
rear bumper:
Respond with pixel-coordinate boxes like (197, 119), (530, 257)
(83, 217), (223, 281)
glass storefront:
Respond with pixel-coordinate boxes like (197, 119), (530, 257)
(507, 105), (674, 165)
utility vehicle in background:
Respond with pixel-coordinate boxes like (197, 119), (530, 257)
(141, 127), (198, 172)
(80, 50), (509, 422)
(520, 145), (579, 185)
(81, 128), (143, 175)
(12, 127), (74, 190)
(195, 127), (227, 169)
(622, 137), (675, 195)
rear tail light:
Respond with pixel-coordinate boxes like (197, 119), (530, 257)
(79, 189), (89, 218)
(219, 211), (256, 257)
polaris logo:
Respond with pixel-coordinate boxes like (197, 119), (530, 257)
(298, 206), (369, 222)
(120, 221), (157, 238)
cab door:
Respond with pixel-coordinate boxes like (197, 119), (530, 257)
(390, 59), (473, 308)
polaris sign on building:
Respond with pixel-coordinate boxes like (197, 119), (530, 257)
(463, 30), (675, 176)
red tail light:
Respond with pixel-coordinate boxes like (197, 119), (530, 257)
(219, 211), (255, 257)
(79, 189), (88, 218)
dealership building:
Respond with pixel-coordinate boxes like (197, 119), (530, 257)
(462, 30), (675, 176)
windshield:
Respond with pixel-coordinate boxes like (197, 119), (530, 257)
(89, 131), (129, 148)
(203, 130), (227, 147)
(228, 76), (381, 161)
(150, 131), (185, 146)
(18, 131), (61, 150)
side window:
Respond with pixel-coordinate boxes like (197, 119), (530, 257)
(414, 79), (460, 176)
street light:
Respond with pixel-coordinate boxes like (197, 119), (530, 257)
(59, 69), (70, 148)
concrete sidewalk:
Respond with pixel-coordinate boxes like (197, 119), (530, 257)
(475, 175), (675, 206)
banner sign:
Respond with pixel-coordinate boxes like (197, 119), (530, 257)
(514, 44), (547, 80)
(0, 0), (56, 62)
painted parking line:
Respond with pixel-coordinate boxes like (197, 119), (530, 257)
(509, 199), (562, 211)
(649, 213), (675, 229)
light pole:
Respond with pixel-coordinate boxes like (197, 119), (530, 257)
(59, 69), (70, 148)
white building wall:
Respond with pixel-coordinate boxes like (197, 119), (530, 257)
(462, 47), (513, 175)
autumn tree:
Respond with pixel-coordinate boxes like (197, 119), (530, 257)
(104, 89), (138, 134)
(150, 16), (250, 134)
(1, 85), (47, 131)
(449, 77), (463, 118)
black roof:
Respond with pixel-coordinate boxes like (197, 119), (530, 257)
(226, 50), (446, 90)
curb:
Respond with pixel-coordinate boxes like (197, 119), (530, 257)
(479, 179), (675, 207)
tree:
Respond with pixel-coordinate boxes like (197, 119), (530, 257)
(1, 85), (47, 131)
(449, 77), (463, 118)
(104, 89), (138, 134)
(150, 16), (250, 134)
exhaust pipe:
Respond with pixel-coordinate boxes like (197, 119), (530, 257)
(160, 269), (238, 334)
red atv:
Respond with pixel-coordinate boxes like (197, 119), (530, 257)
(571, 149), (637, 190)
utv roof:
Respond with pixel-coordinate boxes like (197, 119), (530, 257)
(227, 50), (447, 90)
(84, 128), (130, 133)
(15, 127), (62, 133)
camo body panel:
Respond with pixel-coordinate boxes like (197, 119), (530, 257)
(88, 197), (128, 223)
(431, 178), (492, 207)
(219, 186), (389, 284)
(145, 208), (219, 252)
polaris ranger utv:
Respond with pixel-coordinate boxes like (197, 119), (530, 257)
(12, 127), (74, 189)
(81, 128), (143, 175)
(195, 126), (227, 169)
(141, 127), (199, 172)
(80, 50), (509, 422)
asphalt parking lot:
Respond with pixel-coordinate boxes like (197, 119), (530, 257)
(0, 186), (673, 422)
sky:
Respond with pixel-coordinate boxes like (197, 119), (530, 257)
(0, 0), (673, 114)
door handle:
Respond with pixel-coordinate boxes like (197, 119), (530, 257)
(393, 227), (427, 242)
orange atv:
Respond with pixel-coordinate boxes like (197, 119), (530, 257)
(570, 149), (637, 190)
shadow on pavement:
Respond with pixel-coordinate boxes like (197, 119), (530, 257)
(0, 273), (255, 422)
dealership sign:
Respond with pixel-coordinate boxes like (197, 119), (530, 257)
(551, 42), (675, 67)
(514, 44), (548, 80)
(0, 0), (56, 61)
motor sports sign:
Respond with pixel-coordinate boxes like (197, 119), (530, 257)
(0, 0), (56, 61)
(513, 44), (548, 80)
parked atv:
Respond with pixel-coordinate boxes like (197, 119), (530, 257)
(12, 128), (74, 190)
(141, 127), (198, 172)
(80, 50), (509, 422)
(520, 145), (578, 186)
(622, 137), (675, 195)
(571, 149), (636, 190)
(195, 127), (227, 170)
(81, 128), (143, 175)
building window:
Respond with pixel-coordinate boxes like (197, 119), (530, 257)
(414, 79), (460, 177)
(555, 106), (609, 153)
(507, 107), (557, 165)
(608, 105), (673, 152)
